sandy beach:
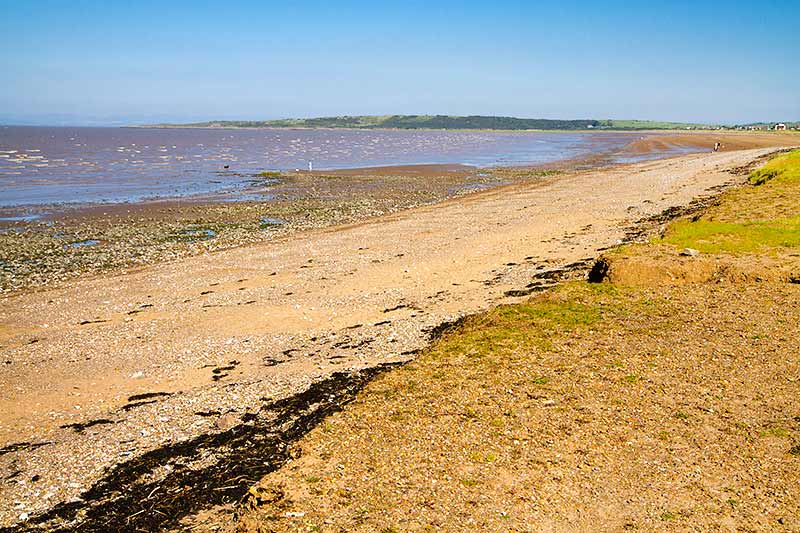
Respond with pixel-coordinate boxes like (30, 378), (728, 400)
(4, 0), (798, 528)
(1, 141), (795, 529)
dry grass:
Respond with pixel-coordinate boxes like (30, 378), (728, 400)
(237, 282), (800, 532)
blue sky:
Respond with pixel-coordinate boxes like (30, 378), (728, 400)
(1, 0), (797, 125)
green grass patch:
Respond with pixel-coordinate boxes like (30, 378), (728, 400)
(652, 150), (800, 254)
(748, 150), (800, 186)
(427, 286), (607, 361)
(660, 217), (800, 254)
(748, 168), (780, 186)
(761, 427), (789, 438)
(256, 170), (281, 178)
(495, 300), (602, 328)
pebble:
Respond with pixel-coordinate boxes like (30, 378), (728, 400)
(214, 413), (238, 431)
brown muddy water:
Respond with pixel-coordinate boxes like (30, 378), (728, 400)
(0, 126), (696, 210)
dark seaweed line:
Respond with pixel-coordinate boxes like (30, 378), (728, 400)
(1, 364), (399, 533)
(501, 167), (755, 295)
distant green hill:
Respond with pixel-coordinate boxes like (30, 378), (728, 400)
(150, 115), (709, 131)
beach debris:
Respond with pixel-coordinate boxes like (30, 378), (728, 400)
(247, 485), (284, 505)
(67, 239), (100, 249)
(0, 442), (52, 457)
(260, 217), (286, 229)
(79, 318), (108, 325)
(120, 399), (158, 411)
(214, 413), (239, 431)
(181, 228), (216, 239)
(383, 302), (412, 313)
(60, 418), (116, 433)
(211, 360), (239, 381)
(127, 391), (172, 401)
(126, 303), (153, 315)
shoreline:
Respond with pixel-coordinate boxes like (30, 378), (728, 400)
(0, 147), (789, 529)
(0, 133), (692, 295)
(0, 153), (691, 295)
(1, 131), (796, 223)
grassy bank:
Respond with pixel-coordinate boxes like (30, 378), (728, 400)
(237, 152), (800, 531)
(662, 150), (800, 254)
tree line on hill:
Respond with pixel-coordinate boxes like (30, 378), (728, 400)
(157, 115), (711, 131)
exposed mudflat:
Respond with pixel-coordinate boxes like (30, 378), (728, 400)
(623, 131), (800, 155)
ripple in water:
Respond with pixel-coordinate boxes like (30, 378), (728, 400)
(0, 126), (685, 207)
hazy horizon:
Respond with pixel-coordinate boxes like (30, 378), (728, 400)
(2, 1), (798, 126)
(2, 113), (798, 129)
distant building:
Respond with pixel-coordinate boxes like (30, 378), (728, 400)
(775, 123), (787, 131)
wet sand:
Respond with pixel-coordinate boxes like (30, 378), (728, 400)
(0, 166), (504, 292)
(2, 131), (794, 227)
(0, 127), (664, 208)
(623, 131), (800, 154)
(0, 145), (795, 529)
